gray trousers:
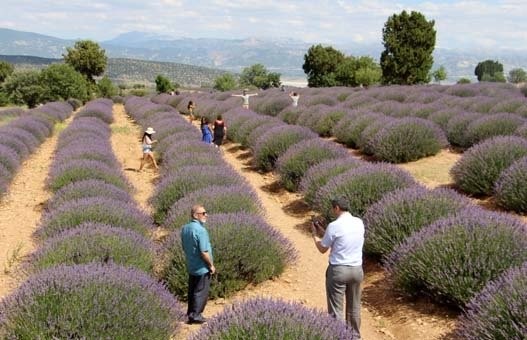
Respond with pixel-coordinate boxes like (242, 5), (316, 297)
(326, 264), (364, 336)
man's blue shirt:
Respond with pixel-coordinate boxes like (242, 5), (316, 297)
(181, 219), (213, 276)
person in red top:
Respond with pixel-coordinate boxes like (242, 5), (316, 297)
(212, 114), (227, 147)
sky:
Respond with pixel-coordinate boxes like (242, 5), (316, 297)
(1, 0), (527, 51)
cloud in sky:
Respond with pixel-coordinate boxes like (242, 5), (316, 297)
(1, 0), (526, 50)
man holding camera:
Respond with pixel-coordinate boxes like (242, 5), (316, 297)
(311, 197), (365, 337)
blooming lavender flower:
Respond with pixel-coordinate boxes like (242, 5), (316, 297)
(77, 101), (114, 124)
(0, 134), (31, 159)
(446, 111), (483, 147)
(0, 144), (21, 173)
(385, 207), (527, 307)
(9, 116), (52, 142)
(465, 113), (526, 146)
(516, 123), (527, 139)
(190, 298), (358, 340)
(494, 156), (527, 213)
(332, 111), (384, 148)
(0, 263), (184, 338)
(357, 115), (396, 155)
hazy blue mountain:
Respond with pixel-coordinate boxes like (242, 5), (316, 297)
(1, 27), (526, 83)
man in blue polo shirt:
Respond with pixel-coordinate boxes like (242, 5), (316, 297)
(181, 204), (216, 324)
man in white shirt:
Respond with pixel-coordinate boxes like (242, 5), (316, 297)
(312, 197), (365, 337)
(232, 89), (258, 109)
(289, 92), (300, 107)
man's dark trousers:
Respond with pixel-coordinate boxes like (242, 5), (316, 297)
(187, 272), (211, 322)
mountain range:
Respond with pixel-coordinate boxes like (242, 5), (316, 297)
(1, 27), (527, 84)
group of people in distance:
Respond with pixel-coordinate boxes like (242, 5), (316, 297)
(137, 88), (364, 337)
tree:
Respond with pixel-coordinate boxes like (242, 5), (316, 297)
(155, 75), (173, 93)
(39, 64), (88, 102)
(240, 64), (281, 89)
(380, 10), (436, 85)
(474, 60), (504, 82)
(457, 78), (471, 84)
(97, 76), (118, 98)
(508, 68), (527, 84)
(432, 66), (447, 84)
(303, 44), (345, 87)
(0, 61), (14, 83)
(336, 56), (381, 87)
(63, 40), (107, 83)
(214, 73), (237, 91)
(2, 70), (45, 108)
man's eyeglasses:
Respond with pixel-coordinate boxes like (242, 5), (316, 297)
(196, 211), (207, 215)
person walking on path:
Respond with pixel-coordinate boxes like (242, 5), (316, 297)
(187, 100), (196, 121)
(311, 197), (365, 337)
(289, 92), (300, 107)
(213, 114), (227, 147)
(200, 117), (213, 144)
(232, 90), (258, 109)
(181, 204), (216, 324)
(139, 127), (158, 171)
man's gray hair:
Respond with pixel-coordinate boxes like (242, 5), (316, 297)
(330, 196), (349, 211)
(191, 204), (204, 218)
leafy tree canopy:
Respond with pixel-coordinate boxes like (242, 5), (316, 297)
(474, 60), (504, 82)
(240, 64), (281, 89)
(432, 66), (447, 84)
(63, 40), (107, 83)
(508, 68), (527, 84)
(40, 63), (89, 102)
(214, 73), (237, 92)
(97, 76), (118, 98)
(2, 70), (45, 108)
(380, 10), (436, 85)
(303, 44), (345, 87)
(155, 74), (173, 93)
(336, 56), (381, 87)
(0, 61), (14, 83)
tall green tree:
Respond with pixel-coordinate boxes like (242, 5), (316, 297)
(303, 44), (345, 87)
(40, 64), (89, 102)
(380, 10), (436, 85)
(508, 68), (527, 84)
(2, 70), (44, 108)
(214, 73), (237, 91)
(432, 66), (447, 84)
(336, 56), (381, 87)
(240, 64), (280, 89)
(97, 76), (118, 98)
(474, 60), (504, 82)
(0, 61), (14, 83)
(155, 75), (173, 93)
(63, 40), (107, 83)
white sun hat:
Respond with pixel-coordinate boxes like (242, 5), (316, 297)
(145, 127), (156, 134)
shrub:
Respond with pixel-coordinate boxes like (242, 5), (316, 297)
(190, 298), (358, 340)
(162, 150), (224, 170)
(77, 101), (114, 123)
(161, 139), (214, 161)
(385, 208), (527, 307)
(455, 262), (527, 339)
(234, 116), (280, 147)
(253, 125), (316, 171)
(0, 144), (20, 173)
(48, 179), (133, 210)
(276, 138), (349, 191)
(450, 136), (527, 196)
(0, 134), (30, 160)
(465, 113), (525, 146)
(10, 117), (52, 142)
(316, 163), (416, 219)
(55, 143), (118, 167)
(48, 159), (131, 192)
(494, 156), (527, 213)
(516, 123), (527, 138)
(446, 112), (482, 147)
(2, 127), (40, 153)
(313, 108), (347, 137)
(428, 109), (459, 131)
(161, 213), (296, 299)
(0, 263), (183, 339)
(363, 187), (470, 257)
(357, 116), (395, 155)
(164, 185), (262, 227)
(151, 165), (245, 223)
(371, 117), (448, 163)
(36, 197), (152, 239)
(332, 112), (383, 148)
(246, 120), (284, 149)
(300, 157), (363, 206)
(277, 106), (302, 124)
(254, 96), (291, 116)
(30, 224), (156, 273)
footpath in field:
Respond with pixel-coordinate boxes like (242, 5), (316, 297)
(0, 116), (73, 299)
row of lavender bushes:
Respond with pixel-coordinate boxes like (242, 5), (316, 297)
(0, 99), (184, 339)
(0, 102), (74, 195)
(126, 96), (362, 338)
(158, 91), (526, 338)
(153, 83), (527, 164)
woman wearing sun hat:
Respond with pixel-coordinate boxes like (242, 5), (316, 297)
(139, 127), (159, 171)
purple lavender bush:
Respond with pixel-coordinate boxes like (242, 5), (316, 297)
(357, 115), (396, 155)
(10, 116), (52, 142)
(162, 150), (224, 170)
(161, 213), (296, 299)
(30, 223), (156, 273)
(446, 112), (483, 147)
(151, 165), (245, 223)
(0, 263), (184, 339)
(76, 100), (114, 124)
(371, 117), (448, 163)
(190, 298), (358, 340)
(363, 187), (470, 257)
(517, 122), (527, 138)
(428, 109), (461, 131)
(164, 185), (262, 227)
(450, 136), (527, 196)
(0, 144), (20, 173)
(385, 208), (527, 307)
(455, 262), (527, 339)
(300, 157), (364, 206)
(1, 127), (40, 153)
(253, 125), (317, 171)
(246, 120), (284, 149)
(312, 107), (347, 137)
(36, 197), (152, 239)
(253, 95), (292, 116)
(332, 111), (384, 148)
(0, 134), (31, 159)
(316, 163), (416, 219)
(494, 156), (527, 213)
(233, 115), (280, 147)
(465, 113), (526, 146)
(277, 105), (303, 124)
(276, 138), (349, 191)
(54, 142), (118, 167)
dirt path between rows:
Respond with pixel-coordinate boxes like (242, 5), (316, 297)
(0, 116), (73, 299)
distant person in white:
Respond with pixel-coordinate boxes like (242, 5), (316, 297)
(289, 92), (300, 107)
(311, 197), (364, 337)
(232, 90), (258, 109)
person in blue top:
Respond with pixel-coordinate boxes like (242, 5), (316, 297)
(181, 204), (216, 324)
(200, 117), (213, 144)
